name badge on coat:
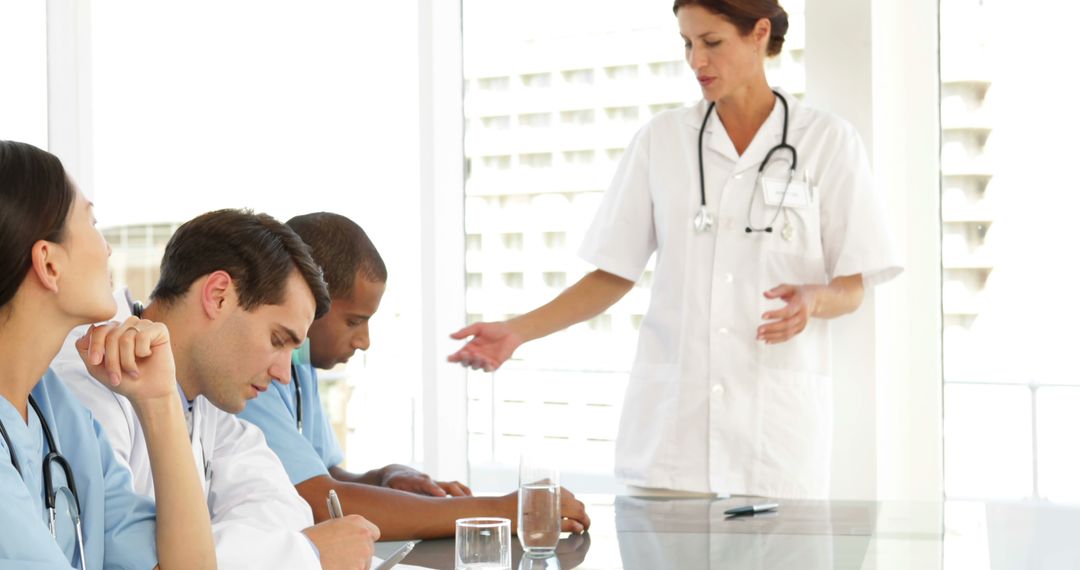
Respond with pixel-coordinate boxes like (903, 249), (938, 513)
(762, 177), (811, 208)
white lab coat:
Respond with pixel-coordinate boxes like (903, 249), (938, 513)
(581, 90), (901, 498)
(51, 290), (322, 569)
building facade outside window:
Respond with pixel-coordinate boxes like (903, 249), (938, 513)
(462, 0), (807, 490)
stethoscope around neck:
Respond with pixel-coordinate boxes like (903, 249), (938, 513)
(291, 362), (303, 435)
(0, 395), (87, 568)
(694, 89), (798, 236)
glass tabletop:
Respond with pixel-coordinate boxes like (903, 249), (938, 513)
(374, 494), (1080, 569)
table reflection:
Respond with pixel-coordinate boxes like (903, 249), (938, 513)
(386, 495), (1080, 569)
(614, 496), (849, 570)
(400, 529), (590, 570)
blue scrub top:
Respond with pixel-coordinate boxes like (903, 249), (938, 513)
(0, 369), (158, 569)
(238, 343), (345, 485)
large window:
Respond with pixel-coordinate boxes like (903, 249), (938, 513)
(941, 0), (1080, 501)
(462, 0), (807, 491)
(87, 1), (427, 473)
(26, 0), (1038, 501)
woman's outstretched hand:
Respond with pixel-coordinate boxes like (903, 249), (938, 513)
(447, 321), (524, 372)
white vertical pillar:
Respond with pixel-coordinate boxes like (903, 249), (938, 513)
(418, 0), (469, 480)
(805, 0), (943, 501)
(46, 0), (94, 196)
(869, 0), (943, 503)
(805, 0), (878, 501)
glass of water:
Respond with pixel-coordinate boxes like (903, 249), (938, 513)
(456, 517), (511, 570)
(518, 454), (560, 557)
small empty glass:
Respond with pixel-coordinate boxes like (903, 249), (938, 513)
(456, 517), (511, 570)
(518, 454), (560, 557)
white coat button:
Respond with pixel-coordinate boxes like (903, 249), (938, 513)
(718, 327), (729, 335)
(712, 384), (725, 397)
(734, 173), (744, 180)
(724, 273), (734, 283)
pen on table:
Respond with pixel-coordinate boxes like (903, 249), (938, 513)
(326, 489), (344, 519)
(724, 502), (780, 517)
(373, 541), (417, 570)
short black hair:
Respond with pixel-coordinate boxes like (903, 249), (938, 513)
(151, 209), (331, 319)
(286, 212), (387, 299)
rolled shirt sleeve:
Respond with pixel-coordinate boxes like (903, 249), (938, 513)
(579, 125), (658, 282)
(817, 121), (903, 287)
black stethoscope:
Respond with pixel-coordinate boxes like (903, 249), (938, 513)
(0, 395), (87, 568)
(291, 362), (303, 435)
(694, 90), (799, 239)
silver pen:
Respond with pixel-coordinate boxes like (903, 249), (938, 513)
(328, 490), (412, 568)
(373, 541), (417, 570)
(724, 502), (780, 517)
(326, 489), (344, 519)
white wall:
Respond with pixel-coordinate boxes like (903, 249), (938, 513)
(0, 1), (48, 149)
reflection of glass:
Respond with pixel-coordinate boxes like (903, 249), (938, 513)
(549, 532), (590, 569)
(518, 456), (560, 556)
(400, 529), (589, 570)
(518, 554), (560, 570)
(456, 517), (511, 570)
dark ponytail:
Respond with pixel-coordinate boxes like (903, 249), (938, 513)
(0, 141), (75, 309)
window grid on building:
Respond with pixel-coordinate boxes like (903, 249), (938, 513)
(462, 0), (806, 488)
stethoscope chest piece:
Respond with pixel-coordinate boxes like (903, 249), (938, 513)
(693, 206), (714, 232)
(781, 220), (794, 241)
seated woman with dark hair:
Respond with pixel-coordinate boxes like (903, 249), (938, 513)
(0, 140), (215, 569)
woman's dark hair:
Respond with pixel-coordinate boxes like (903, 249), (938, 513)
(286, 212), (387, 300)
(673, 0), (789, 56)
(150, 209), (332, 320)
(0, 141), (76, 309)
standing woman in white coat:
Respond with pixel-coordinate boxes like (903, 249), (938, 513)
(449, 0), (901, 499)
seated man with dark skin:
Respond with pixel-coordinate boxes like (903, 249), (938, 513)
(238, 212), (591, 540)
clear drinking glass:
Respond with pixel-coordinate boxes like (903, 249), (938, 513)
(518, 455), (560, 557)
(455, 517), (511, 570)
